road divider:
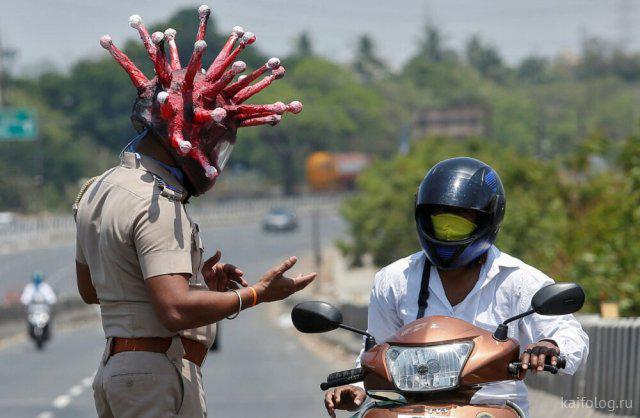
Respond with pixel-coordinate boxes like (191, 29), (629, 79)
(0, 194), (344, 255)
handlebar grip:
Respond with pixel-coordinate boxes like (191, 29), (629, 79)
(508, 356), (567, 376)
(556, 356), (567, 369)
(320, 368), (365, 391)
(326, 368), (363, 382)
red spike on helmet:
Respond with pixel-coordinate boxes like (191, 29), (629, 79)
(100, 4), (302, 196)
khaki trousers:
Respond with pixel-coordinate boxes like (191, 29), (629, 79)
(92, 337), (207, 418)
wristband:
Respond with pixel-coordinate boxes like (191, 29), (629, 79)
(248, 286), (258, 307)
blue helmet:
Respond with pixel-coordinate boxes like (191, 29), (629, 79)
(32, 272), (44, 286)
(415, 157), (506, 270)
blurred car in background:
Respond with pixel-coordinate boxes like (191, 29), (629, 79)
(262, 208), (298, 232)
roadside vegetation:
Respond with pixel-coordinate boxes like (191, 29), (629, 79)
(1, 8), (640, 314)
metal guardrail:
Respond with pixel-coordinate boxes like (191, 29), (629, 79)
(0, 194), (344, 252)
(526, 315), (640, 416)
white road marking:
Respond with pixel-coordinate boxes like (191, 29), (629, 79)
(81, 376), (93, 387)
(68, 384), (83, 397)
(37, 372), (95, 416)
(52, 395), (71, 409)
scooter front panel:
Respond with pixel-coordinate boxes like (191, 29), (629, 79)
(359, 402), (520, 418)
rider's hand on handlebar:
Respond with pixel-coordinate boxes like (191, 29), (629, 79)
(253, 256), (317, 303)
(324, 385), (366, 417)
(520, 340), (560, 374)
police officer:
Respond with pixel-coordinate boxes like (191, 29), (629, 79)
(75, 8), (309, 416)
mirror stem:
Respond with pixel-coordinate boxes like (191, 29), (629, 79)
(493, 308), (535, 341)
(504, 308), (535, 326)
(337, 324), (377, 349)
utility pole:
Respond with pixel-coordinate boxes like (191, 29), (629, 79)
(0, 32), (6, 108)
(311, 208), (323, 294)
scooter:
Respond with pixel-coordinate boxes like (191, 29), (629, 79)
(291, 282), (585, 418)
(27, 301), (51, 350)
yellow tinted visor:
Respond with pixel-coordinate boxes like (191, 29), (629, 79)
(431, 213), (477, 241)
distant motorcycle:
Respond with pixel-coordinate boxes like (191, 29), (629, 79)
(27, 301), (51, 350)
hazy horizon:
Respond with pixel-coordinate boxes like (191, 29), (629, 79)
(1, 0), (638, 75)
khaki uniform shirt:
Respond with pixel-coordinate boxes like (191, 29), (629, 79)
(75, 152), (215, 347)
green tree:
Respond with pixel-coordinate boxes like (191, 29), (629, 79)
(517, 56), (553, 84)
(353, 35), (387, 83)
(465, 35), (507, 81)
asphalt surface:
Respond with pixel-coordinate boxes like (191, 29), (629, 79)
(0, 214), (357, 418)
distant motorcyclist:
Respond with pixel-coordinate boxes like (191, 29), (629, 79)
(22, 272), (56, 348)
(20, 272), (57, 306)
(324, 157), (589, 418)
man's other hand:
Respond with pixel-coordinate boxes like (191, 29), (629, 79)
(521, 340), (560, 374)
(324, 385), (366, 417)
(253, 256), (316, 303)
(202, 250), (248, 291)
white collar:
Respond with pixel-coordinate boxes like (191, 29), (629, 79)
(423, 246), (521, 310)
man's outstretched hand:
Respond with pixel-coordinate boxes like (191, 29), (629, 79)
(324, 385), (366, 417)
(202, 250), (248, 292)
(253, 256), (317, 303)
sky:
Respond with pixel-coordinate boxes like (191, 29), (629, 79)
(0, 0), (637, 74)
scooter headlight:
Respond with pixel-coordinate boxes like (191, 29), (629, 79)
(386, 342), (473, 392)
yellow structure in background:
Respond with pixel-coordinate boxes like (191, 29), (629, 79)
(306, 151), (370, 191)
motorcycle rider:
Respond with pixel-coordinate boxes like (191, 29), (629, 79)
(21, 272), (56, 342)
(20, 272), (57, 306)
(324, 157), (589, 418)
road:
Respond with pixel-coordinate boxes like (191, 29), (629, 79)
(0, 214), (357, 418)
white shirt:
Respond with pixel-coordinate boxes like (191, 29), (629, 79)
(20, 282), (57, 305)
(356, 246), (589, 417)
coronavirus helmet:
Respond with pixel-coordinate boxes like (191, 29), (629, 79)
(100, 5), (302, 195)
(415, 157), (506, 270)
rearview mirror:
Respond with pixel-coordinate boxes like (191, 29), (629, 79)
(532, 283), (585, 316)
(291, 301), (343, 333)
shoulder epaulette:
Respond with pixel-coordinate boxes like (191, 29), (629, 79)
(72, 176), (99, 221)
(153, 175), (185, 203)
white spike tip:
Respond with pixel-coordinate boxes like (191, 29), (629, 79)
(232, 61), (247, 74)
(288, 101), (303, 114)
(204, 165), (218, 179)
(151, 32), (164, 44)
(178, 140), (193, 155)
(164, 28), (177, 39)
(99, 35), (113, 49)
(194, 40), (207, 52)
(198, 5), (211, 17)
(241, 32), (256, 45)
(156, 91), (169, 104)
(128, 15), (143, 28)
(212, 108), (227, 123)
(267, 57), (281, 69)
